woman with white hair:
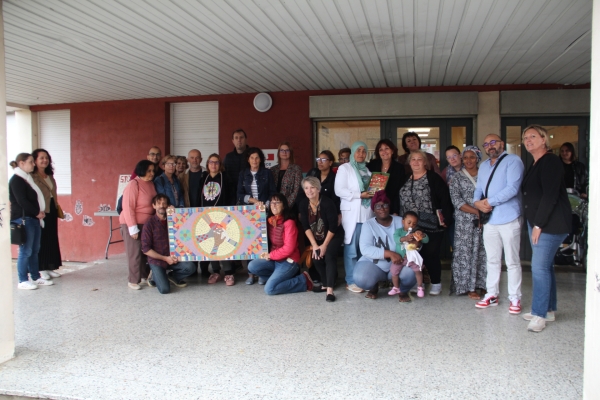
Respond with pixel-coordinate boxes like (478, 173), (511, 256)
(299, 176), (344, 302)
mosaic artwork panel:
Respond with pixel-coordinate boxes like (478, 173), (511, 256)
(167, 205), (268, 261)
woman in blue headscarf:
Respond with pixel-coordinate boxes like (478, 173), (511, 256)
(449, 145), (487, 299)
(334, 141), (374, 293)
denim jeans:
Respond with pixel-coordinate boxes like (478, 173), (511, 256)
(343, 223), (362, 285)
(528, 223), (567, 318)
(248, 258), (307, 295)
(353, 260), (416, 293)
(12, 217), (42, 282)
(149, 262), (196, 294)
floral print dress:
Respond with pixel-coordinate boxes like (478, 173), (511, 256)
(449, 171), (487, 295)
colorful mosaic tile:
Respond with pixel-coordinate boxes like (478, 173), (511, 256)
(168, 205), (268, 261)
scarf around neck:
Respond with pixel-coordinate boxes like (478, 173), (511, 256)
(13, 167), (46, 227)
(350, 141), (371, 208)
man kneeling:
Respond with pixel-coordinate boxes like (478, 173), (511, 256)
(141, 194), (195, 294)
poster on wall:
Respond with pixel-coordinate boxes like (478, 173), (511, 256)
(263, 149), (278, 169)
(116, 174), (131, 207)
(167, 205), (268, 261)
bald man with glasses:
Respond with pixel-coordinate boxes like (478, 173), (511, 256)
(473, 134), (524, 315)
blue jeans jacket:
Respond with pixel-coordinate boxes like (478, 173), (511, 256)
(154, 173), (184, 207)
(237, 168), (276, 204)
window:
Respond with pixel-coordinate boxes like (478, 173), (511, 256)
(171, 102), (219, 160)
(39, 110), (71, 194)
(316, 120), (381, 162)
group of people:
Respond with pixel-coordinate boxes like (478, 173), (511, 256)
(9, 126), (584, 331)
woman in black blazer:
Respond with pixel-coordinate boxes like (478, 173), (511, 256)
(367, 139), (407, 216)
(299, 176), (344, 302)
(9, 153), (54, 290)
(521, 125), (571, 333)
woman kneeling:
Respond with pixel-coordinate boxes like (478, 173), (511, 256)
(248, 193), (313, 295)
(353, 192), (417, 302)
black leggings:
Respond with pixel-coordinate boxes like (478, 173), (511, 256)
(311, 229), (344, 288)
(420, 230), (444, 285)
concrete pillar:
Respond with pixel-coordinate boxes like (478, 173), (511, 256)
(0, 1), (16, 364)
(476, 91), (500, 146)
(583, 1), (600, 398)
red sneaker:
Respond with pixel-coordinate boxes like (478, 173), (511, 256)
(509, 299), (522, 315)
(475, 295), (499, 309)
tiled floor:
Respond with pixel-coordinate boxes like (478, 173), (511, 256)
(0, 255), (586, 399)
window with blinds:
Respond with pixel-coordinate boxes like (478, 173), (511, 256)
(171, 102), (219, 160)
(39, 110), (71, 195)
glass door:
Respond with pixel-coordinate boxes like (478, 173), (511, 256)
(382, 118), (473, 171)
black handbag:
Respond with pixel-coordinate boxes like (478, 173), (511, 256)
(418, 212), (439, 230)
(10, 212), (26, 245)
(409, 175), (440, 230)
(480, 154), (507, 225)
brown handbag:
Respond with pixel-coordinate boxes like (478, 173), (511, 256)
(57, 203), (65, 219)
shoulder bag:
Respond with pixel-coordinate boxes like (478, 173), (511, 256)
(479, 154), (508, 224)
(10, 210), (26, 245)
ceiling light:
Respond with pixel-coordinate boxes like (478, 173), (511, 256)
(407, 128), (431, 132)
(418, 134), (429, 137)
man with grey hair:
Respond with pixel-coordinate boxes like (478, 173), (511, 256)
(179, 149), (203, 207)
(473, 134), (524, 314)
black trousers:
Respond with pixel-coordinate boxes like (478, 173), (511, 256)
(420, 230), (444, 285)
(200, 261), (235, 275)
(311, 229), (344, 288)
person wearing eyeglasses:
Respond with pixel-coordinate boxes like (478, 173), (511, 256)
(247, 193), (314, 295)
(154, 155), (185, 208)
(270, 142), (303, 209)
(473, 134), (524, 314)
(131, 146), (164, 180)
(441, 145), (464, 185)
(336, 147), (351, 167)
(353, 191), (417, 302)
(297, 150), (341, 216)
(197, 153), (236, 286)
(366, 139), (407, 216)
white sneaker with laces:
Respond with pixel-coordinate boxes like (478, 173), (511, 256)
(429, 283), (442, 296)
(527, 316), (546, 332)
(18, 281), (38, 290)
(523, 311), (555, 322)
(39, 271), (51, 280)
(33, 278), (54, 286)
(48, 270), (62, 278)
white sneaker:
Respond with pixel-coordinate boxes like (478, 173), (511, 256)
(48, 270), (62, 278)
(128, 282), (141, 290)
(527, 316), (546, 332)
(39, 271), (51, 280)
(33, 278), (54, 286)
(429, 283), (442, 296)
(523, 311), (555, 322)
(18, 281), (38, 290)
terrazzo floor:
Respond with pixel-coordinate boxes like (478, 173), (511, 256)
(0, 255), (586, 400)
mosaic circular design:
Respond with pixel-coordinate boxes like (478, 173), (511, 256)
(191, 209), (242, 259)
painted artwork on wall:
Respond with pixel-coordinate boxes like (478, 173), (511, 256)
(167, 205), (268, 261)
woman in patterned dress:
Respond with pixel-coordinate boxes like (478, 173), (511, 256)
(449, 146), (487, 299)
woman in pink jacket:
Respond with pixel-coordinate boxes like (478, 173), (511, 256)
(119, 160), (157, 290)
(248, 193), (313, 295)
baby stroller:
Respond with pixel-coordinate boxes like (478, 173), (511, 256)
(554, 189), (588, 267)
